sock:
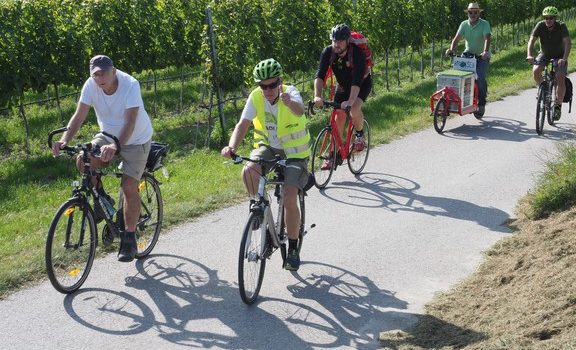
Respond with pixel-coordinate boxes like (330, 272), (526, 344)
(288, 239), (298, 252)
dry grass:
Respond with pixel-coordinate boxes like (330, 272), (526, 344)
(380, 199), (576, 349)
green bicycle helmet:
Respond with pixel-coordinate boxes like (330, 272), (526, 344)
(252, 58), (282, 82)
(542, 6), (559, 17)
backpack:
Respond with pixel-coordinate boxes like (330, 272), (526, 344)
(328, 31), (373, 80)
(564, 77), (573, 113)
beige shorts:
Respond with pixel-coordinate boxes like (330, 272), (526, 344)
(249, 145), (309, 190)
(93, 134), (151, 180)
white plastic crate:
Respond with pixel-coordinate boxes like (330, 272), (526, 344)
(436, 69), (474, 112)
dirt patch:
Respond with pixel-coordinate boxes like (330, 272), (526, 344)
(380, 201), (576, 349)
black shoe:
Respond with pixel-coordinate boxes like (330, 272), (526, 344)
(118, 231), (137, 262)
(554, 105), (562, 121)
(284, 249), (300, 271)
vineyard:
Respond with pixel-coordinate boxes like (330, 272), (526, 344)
(0, 0), (575, 154)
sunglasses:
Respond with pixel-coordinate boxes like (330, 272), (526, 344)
(259, 79), (280, 90)
(468, 10), (479, 15)
(544, 17), (555, 20)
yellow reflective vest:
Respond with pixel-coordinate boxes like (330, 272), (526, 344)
(250, 86), (311, 159)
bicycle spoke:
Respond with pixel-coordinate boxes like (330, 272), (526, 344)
(135, 174), (163, 258)
(348, 120), (370, 174)
(311, 128), (335, 189)
(46, 199), (96, 293)
(238, 213), (267, 304)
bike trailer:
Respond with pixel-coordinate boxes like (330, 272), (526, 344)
(434, 69), (475, 113)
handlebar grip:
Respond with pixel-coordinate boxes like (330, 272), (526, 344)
(100, 131), (121, 154)
(307, 101), (317, 116)
(47, 127), (68, 149)
(229, 152), (243, 164)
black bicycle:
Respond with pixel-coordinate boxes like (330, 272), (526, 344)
(534, 59), (558, 135)
(46, 127), (167, 293)
(231, 154), (312, 304)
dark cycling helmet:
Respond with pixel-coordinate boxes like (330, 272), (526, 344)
(330, 24), (351, 41)
(542, 6), (559, 17)
(253, 58), (282, 82)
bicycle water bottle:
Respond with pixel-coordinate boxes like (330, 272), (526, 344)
(99, 195), (116, 218)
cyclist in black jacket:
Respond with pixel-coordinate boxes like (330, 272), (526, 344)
(314, 24), (372, 169)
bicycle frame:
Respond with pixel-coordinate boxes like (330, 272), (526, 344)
(249, 161), (287, 258)
(232, 155), (288, 259)
(327, 108), (355, 162)
(542, 61), (557, 107)
(48, 127), (125, 236)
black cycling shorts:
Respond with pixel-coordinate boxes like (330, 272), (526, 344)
(334, 74), (372, 104)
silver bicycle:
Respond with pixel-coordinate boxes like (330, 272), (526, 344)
(231, 154), (312, 304)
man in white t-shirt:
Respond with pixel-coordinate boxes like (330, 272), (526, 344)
(52, 55), (153, 262)
(221, 58), (311, 271)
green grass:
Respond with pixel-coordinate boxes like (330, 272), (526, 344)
(526, 144), (576, 219)
(1, 18), (576, 297)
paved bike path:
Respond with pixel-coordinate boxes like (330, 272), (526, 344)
(1, 78), (575, 349)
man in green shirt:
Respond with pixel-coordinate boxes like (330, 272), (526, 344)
(527, 6), (571, 121)
(446, 2), (492, 117)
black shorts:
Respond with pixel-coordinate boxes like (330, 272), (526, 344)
(334, 75), (372, 104)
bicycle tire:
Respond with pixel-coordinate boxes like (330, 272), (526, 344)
(536, 82), (547, 135)
(311, 127), (335, 189)
(45, 198), (97, 294)
(348, 120), (370, 174)
(547, 81), (556, 126)
(238, 212), (267, 304)
(135, 173), (163, 258)
(297, 190), (305, 252)
(433, 98), (448, 134)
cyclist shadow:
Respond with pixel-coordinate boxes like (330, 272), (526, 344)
(441, 115), (574, 142)
(288, 261), (485, 349)
(325, 172), (510, 232)
(442, 115), (576, 142)
(63, 253), (348, 349)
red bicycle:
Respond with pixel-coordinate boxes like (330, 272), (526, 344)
(308, 100), (371, 189)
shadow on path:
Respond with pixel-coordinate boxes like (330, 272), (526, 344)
(323, 172), (510, 233)
(440, 115), (574, 142)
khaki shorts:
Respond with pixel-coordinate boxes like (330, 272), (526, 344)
(249, 145), (309, 190)
(93, 134), (151, 180)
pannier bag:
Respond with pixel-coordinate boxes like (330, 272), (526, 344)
(146, 142), (169, 172)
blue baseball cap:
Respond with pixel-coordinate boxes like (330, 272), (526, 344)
(89, 55), (114, 75)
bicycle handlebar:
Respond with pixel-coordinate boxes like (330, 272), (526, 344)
(527, 58), (557, 66)
(229, 152), (284, 166)
(446, 51), (482, 60)
(307, 100), (351, 116)
(48, 128), (122, 155)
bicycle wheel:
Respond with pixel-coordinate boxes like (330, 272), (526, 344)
(135, 173), (163, 258)
(238, 212), (267, 304)
(348, 120), (371, 174)
(46, 198), (97, 294)
(536, 82), (547, 135)
(310, 127), (336, 189)
(547, 81), (556, 126)
(297, 190), (306, 253)
(433, 98), (448, 134)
